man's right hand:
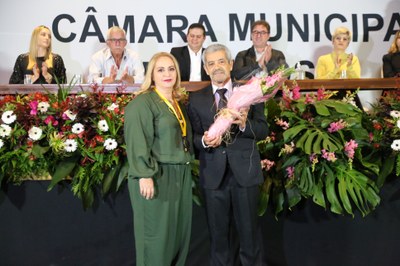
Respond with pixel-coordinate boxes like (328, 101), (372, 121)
(204, 131), (222, 148)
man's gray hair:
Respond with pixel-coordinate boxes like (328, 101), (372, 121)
(106, 26), (126, 40)
(202, 43), (232, 63)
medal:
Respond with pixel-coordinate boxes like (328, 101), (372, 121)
(154, 88), (188, 152)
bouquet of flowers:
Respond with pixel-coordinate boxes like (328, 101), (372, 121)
(207, 67), (293, 139)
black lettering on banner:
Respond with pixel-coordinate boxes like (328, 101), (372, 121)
(138, 15), (163, 43)
(229, 13), (256, 41)
(384, 13), (400, 41)
(53, 14), (76, 42)
(167, 15), (188, 43)
(362, 14), (384, 42)
(198, 15), (217, 42)
(352, 14), (358, 42)
(314, 14), (320, 41)
(287, 14), (309, 42)
(80, 7), (104, 42)
(324, 14), (347, 40)
(108, 15), (135, 43)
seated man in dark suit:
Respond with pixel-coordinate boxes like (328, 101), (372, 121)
(233, 20), (288, 80)
(170, 23), (210, 81)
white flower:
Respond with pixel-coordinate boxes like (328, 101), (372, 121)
(78, 94), (87, 98)
(1, 110), (16, 124)
(104, 138), (118, 150)
(28, 126), (42, 141)
(391, 139), (400, 151)
(98, 120), (109, 132)
(64, 139), (78, 152)
(390, 110), (400, 118)
(71, 123), (85, 134)
(107, 103), (119, 111)
(0, 124), (12, 137)
(0, 139), (3, 149)
(397, 120), (400, 129)
(63, 110), (77, 121)
(38, 102), (50, 113)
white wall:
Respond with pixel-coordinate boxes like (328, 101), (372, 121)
(0, 0), (399, 107)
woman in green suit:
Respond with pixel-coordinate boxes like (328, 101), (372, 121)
(124, 52), (193, 266)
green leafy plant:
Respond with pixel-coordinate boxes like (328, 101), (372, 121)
(258, 85), (381, 217)
(0, 84), (133, 209)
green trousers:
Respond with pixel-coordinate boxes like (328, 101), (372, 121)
(128, 164), (192, 266)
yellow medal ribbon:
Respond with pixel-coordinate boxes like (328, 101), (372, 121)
(154, 88), (187, 138)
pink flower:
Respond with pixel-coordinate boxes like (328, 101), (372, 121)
(327, 119), (347, 133)
(44, 115), (59, 126)
(275, 118), (289, 130)
(317, 88), (325, 101)
(344, 139), (358, 159)
(286, 166), (295, 179)
(321, 149), (337, 162)
(292, 85), (301, 100)
(309, 153), (318, 164)
(368, 132), (374, 142)
(305, 93), (315, 104)
(261, 159), (275, 171)
(29, 100), (38, 116)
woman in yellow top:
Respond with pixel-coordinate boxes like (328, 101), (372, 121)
(316, 26), (361, 79)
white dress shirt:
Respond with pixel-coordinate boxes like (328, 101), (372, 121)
(88, 47), (145, 84)
(188, 47), (203, 81)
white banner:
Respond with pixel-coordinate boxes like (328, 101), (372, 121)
(0, 0), (399, 106)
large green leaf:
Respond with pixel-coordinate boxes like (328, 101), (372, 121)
(286, 186), (302, 209)
(102, 165), (120, 195)
(314, 102), (331, 116)
(47, 156), (79, 191)
(336, 165), (380, 217)
(324, 164), (344, 215)
(258, 177), (272, 216)
(312, 180), (326, 208)
(117, 159), (129, 191)
(324, 100), (360, 116)
(283, 124), (307, 141)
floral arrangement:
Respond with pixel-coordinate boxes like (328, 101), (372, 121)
(257, 85), (383, 217)
(362, 90), (400, 186)
(207, 67), (293, 139)
(0, 83), (133, 209)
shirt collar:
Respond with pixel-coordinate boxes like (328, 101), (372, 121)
(212, 79), (233, 94)
(105, 47), (127, 60)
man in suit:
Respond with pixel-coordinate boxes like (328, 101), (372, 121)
(187, 43), (268, 266)
(170, 23), (210, 81)
(232, 20), (288, 81)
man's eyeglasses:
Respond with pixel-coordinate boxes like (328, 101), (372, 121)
(252, 31), (269, 36)
(108, 38), (127, 43)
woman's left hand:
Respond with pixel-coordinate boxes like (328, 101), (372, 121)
(347, 53), (353, 67)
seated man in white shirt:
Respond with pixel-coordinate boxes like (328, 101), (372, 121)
(88, 26), (145, 84)
(170, 23), (210, 81)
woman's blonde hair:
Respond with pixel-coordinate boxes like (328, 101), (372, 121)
(27, 25), (53, 70)
(136, 52), (187, 102)
(388, 30), (400, 54)
(332, 26), (352, 40)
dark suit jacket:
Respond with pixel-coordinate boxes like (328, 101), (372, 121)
(170, 46), (210, 81)
(232, 46), (288, 80)
(187, 85), (268, 189)
(382, 52), (400, 78)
